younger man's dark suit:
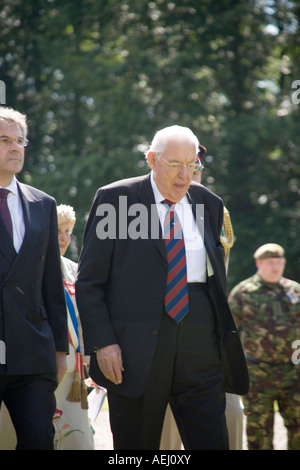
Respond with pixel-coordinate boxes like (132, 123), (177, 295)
(0, 181), (68, 449)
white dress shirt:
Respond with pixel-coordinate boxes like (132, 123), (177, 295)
(1, 176), (25, 253)
(150, 172), (207, 283)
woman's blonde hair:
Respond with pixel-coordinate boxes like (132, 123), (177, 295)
(57, 204), (76, 229)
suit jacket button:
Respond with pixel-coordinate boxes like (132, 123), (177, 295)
(152, 330), (158, 336)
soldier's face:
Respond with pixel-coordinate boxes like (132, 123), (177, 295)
(256, 257), (286, 283)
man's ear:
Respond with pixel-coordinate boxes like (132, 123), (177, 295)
(146, 151), (157, 171)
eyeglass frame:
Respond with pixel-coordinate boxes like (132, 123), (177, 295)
(0, 136), (28, 147)
(158, 153), (203, 172)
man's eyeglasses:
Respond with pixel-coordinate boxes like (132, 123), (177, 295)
(0, 136), (28, 147)
(159, 154), (198, 172)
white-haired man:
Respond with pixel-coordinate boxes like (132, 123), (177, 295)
(76, 125), (248, 450)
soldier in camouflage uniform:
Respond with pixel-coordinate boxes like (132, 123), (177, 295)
(228, 243), (300, 450)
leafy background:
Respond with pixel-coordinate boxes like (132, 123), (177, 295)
(1, 0), (299, 290)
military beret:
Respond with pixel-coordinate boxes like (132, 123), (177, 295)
(254, 243), (285, 260)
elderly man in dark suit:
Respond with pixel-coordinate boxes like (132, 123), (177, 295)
(0, 106), (68, 449)
(76, 125), (248, 450)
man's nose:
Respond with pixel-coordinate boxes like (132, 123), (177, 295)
(178, 165), (189, 178)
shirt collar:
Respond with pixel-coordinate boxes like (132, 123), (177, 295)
(0, 176), (19, 197)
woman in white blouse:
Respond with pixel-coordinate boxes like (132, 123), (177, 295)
(53, 204), (94, 450)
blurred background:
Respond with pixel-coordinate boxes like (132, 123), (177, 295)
(1, 0), (299, 290)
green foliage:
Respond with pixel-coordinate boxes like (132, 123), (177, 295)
(1, 0), (299, 288)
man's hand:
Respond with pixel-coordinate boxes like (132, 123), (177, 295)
(56, 351), (67, 384)
(96, 344), (124, 385)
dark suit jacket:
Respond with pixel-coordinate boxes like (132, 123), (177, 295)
(0, 181), (68, 375)
(76, 173), (249, 397)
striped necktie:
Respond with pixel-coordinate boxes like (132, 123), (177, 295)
(162, 200), (189, 323)
(0, 188), (13, 239)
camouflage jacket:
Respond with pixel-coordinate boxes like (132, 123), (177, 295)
(228, 274), (300, 364)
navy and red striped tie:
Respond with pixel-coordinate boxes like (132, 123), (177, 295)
(0, 188), (13, 239)
(162, 200), (189, 323)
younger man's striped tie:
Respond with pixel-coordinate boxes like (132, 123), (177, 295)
(162, 200), (189, 323)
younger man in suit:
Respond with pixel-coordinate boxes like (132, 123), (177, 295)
(0, 106), (68, 449)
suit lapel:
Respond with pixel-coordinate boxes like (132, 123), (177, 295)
(18, 182), (44, 254)
(138, 174), (167, 262)
(4, 182), (44, 279)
